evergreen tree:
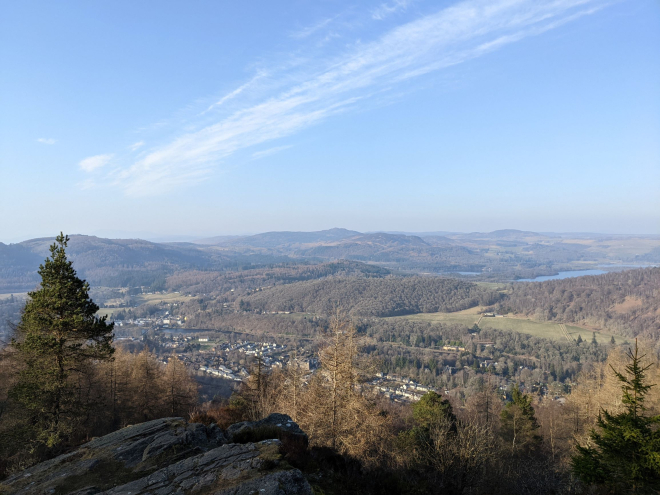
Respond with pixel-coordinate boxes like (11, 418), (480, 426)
(611, 335), (616, 345)
(576, 334), (583, 345)
(592, 332), (598, 345)
(500, 383), (541, 453)
(572, 340), (660, 493)
(8, 233), (114, 449)
(413, 391), (456, 429)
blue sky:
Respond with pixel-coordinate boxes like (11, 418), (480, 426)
(1, 0), (659, 242)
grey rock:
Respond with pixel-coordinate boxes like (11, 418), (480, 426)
(3, 417), (310, 495)
(226, 413), (307, 445)
(214, 469), (313, 495)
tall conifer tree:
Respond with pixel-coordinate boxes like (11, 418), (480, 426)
(9, 233), (114, 449)
(572, 340), (660, 493)
(500, 383), (541, 454)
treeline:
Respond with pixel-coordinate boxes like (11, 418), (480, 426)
(361, 319), (609, 385)
(0, 347), (198, 475)
(164, 260), (391, 296)
(240, 277), (501, 317)
(500, 267), (660, 338)
(182, 311), (325, 339)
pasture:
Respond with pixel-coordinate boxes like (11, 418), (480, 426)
(391, 310), (622, 344)
(97, 292), (195, 317)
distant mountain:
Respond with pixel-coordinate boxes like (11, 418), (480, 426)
(211, 228), (361, 249)
(299, 232), (429, 258)
(192, 235), (245, 245)
(3, 229), (657, 292)
(418, 235), (456, 246)
(1, 236), (292, 290)
(457, 229), (542, 239)
(0, 242), (44, 291)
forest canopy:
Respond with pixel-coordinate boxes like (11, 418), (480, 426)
(240, 277), (501, 317)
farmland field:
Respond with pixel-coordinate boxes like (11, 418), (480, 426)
(96, 292), (196, 317)
(389, 310), (622, 344)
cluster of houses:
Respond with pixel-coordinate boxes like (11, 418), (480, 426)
(371, 373), (435, 403)
(198, 364), (245, 381)
(113, 314), (185, 328)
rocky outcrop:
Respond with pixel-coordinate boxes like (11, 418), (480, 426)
(1, 415), (312, 495)
(226, 413), (308, 444)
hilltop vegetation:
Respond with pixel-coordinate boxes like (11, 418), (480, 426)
(240, 277), (501, 317)
(164, 260), (391, 295)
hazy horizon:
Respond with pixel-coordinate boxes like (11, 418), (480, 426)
(3, 226), (660, 245)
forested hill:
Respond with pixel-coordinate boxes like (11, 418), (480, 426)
(240, 277), (501, 317)
(0, 243), (43, 292)
(0, 235), (293, 290)
(500, 267), (660, 338)
(165, 260), (391, 295)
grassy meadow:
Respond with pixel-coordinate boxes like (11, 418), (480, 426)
(390, 308), (622, 343)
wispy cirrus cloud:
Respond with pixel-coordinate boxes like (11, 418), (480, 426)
(101, 0), (606, 197)
(37, 138), (57, 145)
(129, 141), (145, 151)
(203, 71), (268, 114)
(290, 16), (338, 39)
(372, 0), (414, 20)
(79, 153), (113, 172)
(252, 145), (294, 160)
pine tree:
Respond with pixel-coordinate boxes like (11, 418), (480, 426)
(413, 391), (456, 429)
(611, 335), (616, 345)
(500, 383), (541, 454)
(572, 340), (660, 493)
(9, 233), (114, 449)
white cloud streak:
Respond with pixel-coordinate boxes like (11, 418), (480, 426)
(204, 71), (267, 114)
(106, 0), (605, 196)
(79, 153), (114, 172)
(290, 16), (337, 39)
(372, 0), (414, 20)
(129, 141), (145, 151)
(37, 138), (57, 145)
(252, 145), (294, 159)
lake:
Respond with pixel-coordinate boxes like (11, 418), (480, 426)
(517, 269), (607, 282)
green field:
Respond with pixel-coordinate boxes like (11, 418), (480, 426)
(389, 311), (621, 344)
(135, 292), (195, 305)
(97, 292), (196, 317)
